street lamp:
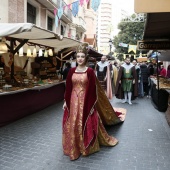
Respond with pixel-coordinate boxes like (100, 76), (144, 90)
(109, 39), (113, 53)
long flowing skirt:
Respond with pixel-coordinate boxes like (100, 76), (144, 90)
(96, 78), (126, 124)
(62, 85), (118, 160)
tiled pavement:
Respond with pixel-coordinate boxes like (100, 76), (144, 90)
(0, 97), (170, 170)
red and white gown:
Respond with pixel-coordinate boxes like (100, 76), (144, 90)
(62, 72), (118, 160)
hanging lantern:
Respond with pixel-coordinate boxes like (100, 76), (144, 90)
(33, 47), (37, 57)
(19, 47), (23, 57)
(48, 49), (53, 56)
(44, 50), (48, 57)
(27, 47), (32, 57)
(0, 37), (8, 54)
(38, 48), (43, 57)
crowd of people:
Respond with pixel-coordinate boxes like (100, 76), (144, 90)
(95, 56), (170, 102)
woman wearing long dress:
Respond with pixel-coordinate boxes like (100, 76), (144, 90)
(62, 44), (126, 160)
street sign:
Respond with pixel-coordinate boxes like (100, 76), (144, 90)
(137, 40), (170, 51)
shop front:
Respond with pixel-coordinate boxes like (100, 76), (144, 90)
(135, 1), (170, 125)
(0, 23), (80, 126)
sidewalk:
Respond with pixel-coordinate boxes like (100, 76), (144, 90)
(0, 97), (170, 170)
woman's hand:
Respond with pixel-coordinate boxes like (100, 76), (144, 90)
(63, 101), (67, 110)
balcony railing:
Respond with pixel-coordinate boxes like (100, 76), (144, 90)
(78, 17), (86, 30)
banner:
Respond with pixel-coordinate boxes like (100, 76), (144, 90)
(119, 42), (128, 48)
(128, 45), (137, 54)
(72, 1), (79, 17)
(55, 15), (59, 28)
(91, 0), (101, 11)
(58, 7), (63, 19)
(80, 0), (84, 6)
(53, 0), (101, 21)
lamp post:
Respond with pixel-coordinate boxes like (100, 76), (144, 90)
(109, 39), (112, 53)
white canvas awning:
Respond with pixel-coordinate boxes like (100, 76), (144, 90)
(0, 23), (81, 52)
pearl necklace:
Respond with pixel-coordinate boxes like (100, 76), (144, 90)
(76, 67), (87, 72)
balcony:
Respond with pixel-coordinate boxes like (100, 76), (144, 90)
(76, 17), (86, 32)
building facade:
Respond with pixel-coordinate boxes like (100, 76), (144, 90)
(96, 0), (112, 54)
(83, 0), (97, 49)
(0, 0), (92, 43)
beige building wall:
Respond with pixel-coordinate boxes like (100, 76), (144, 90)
(0, 0), (9, 23)
(135, 0), (170, 13)
(84, 9), (96, 37)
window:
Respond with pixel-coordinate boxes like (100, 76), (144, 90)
(61, 25), (64, 35)
(27, 3), (36, 24)
(87, 0), (90, 9)
(76, 34), (80, 40)
(47, 16), (53, 31)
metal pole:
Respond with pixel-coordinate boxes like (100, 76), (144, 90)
(156, 51), (160, 110)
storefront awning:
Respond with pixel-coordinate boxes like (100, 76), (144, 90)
(143, 12), (170, 40)
(0, 23), (81, 52)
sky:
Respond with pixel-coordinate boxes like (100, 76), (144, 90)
(103, 0), (135, 15)
(111, 0), (135, 36)
(117, 0), (135, 15)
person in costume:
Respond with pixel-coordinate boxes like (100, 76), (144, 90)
(62, 43), (126, 160)
(96, 55), (108, 90)
(96, 56), (113, 99)
(132, 60), (143, 97)
(111, 60), (119, 96)
(115, 57), (138, 105)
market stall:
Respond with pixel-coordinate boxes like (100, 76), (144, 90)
(0, 23), (81, 126)
(150, 76), (169, 112)
(147, 51), (169, 109)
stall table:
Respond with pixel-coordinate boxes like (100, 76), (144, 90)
(165, 90), (170, 126)
(0, 81), (65, 127)
(150, 78), (169, 112)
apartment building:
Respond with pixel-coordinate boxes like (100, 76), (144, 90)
(96, 0), (112, 54)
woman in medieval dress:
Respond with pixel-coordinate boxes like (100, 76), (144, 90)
(62, 43), (126, 160)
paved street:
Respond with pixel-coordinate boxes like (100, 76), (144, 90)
(0, 96), (170, 170)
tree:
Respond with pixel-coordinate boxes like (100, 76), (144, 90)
(113, 15), (145, 60)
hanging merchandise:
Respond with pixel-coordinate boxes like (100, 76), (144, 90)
(27, 47), (32, 57)
(72, 1), (79, 17)
(44, 50), (48, 57)
(38, 48), (43, 57)
(48, 49), (53, 56)
(19, 47), (23, 57)
(0, 37), (8, 54)
(33, 47), (37, 57)
(91, 0), (101, 12)
(86, 0), (90, 3)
